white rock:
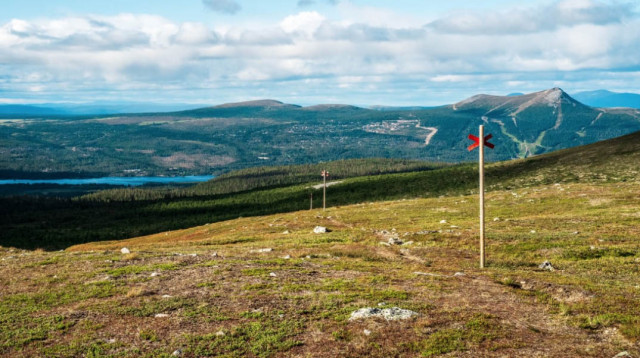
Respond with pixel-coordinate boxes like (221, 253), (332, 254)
(251, 248), (273, 253)
(313, 226), (329, 234)
(613, 352), (632, 358)
(215, 330), (225, 337)
(189, 253), (197, 257)
(154, 313), (169, 318)
(106, 338), (116, 344)
(349, 307), (419, 321)
(454, 272), (465, 277)
(539, 260), (554, 271)
(530, 230), (536, 234)
(150, 272), (159, 277)
(172, 349), (182, 356)
(363, 329), (371, 336)
(282, 230), (290, 234)
(493, 217), (500, 222)
(120, 247), (131, 254)
(440, 220), (447, 224)
(211, 252), (218, 257)
(269, 272), (277, 277)
(283, 255), (291, 259)
(162, 294), (172, 298)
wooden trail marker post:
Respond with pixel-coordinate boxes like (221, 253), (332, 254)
(310, 192), (313, 210)
(468, 125), (495, 268)
(321, 170), (329, 210)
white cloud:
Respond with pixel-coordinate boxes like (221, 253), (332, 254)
(1, 1), (640, 105)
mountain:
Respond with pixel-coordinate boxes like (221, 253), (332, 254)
(572, 89), (640, 109)
(1, 88), (639, 178)
(0, 102), (203, 117)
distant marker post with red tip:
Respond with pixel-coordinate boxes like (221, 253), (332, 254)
(468, 125), (495, 268)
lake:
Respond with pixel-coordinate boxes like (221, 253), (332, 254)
(0, 175), (215, 186)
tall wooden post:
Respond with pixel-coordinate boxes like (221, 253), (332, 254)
(479, 125), (485, 268)
(310, 192), (313, 210)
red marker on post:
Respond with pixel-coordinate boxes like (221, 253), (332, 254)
(468, 125), (494, 268)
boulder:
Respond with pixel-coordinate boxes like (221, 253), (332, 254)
(313, 226), (331, 234)
(349, 307), (419, 321)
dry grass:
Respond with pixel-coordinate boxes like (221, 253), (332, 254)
(2, 182), (639, 357)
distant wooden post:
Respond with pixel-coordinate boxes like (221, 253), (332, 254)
(310, 192), (313, 210)
(467, 125), (494, 268)
(321, 170), (329, 210)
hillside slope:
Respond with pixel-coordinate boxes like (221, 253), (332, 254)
(1, 130), (640, 251)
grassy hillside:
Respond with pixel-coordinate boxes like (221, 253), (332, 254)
(1, 180), (638, 356)
(1, 131), (639, 251)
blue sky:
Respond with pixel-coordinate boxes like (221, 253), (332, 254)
(1, 0), (639, 106)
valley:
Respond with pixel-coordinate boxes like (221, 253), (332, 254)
(2, 88), (639, 179)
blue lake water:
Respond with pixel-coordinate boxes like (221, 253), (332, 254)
(0, 175), (215, 186)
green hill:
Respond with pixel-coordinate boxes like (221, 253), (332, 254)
(1, 130), (639, 251)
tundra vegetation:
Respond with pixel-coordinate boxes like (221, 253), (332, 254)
(0, 131), (639, 356)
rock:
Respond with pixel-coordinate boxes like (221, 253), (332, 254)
(378, 302), (386, 307)
(388, 237), (403, 245)
(402, 241), (414, 246)
(211, 252), (218, 257)
(283, 255), (291, 259)
(162, 294), (172, 298)
(363, 329), (371, 336)
(414, 271), (442, 277)
(439, 220), (447, 224)
(105, 338), (116, 344)
(282, 230), (290, 234)
(172, 349), (182, 356)
(150, 272), (160, 277)
(215, 330), (225, 337)
(154, 313), (169, 318)
(189, 253), (197, 257)
(613, 352), (632, 358)
(120, 247), (130, 254)
(539, 260), (555, 271)
(454, 272), (465, 277)
(530, 230), (536, 234)
(313, 226), (330, 234)
(251, 248), (273, 253)
(493, 217), (500, 221)
(269, 272), (277, 277)
(349, 307), (419, 321)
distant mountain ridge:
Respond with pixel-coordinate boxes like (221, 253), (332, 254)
(1, 87), (640, 177)
(572, 89), (640, 109)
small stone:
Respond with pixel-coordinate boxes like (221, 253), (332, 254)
(120, 247), (130, 254)
(211, 252), (218, 257)
(154, 313), (169, 318)
(189, 253), (197, 257)
(402, 241), (414, 246)
(269, 272), (277, 277)
(106, 338), (116, 344)
(283, 255), (291, 259)
(162, 294), (172, 298)
(313, 226), (330, 234)
(493, 217), (500, 222)
(573, 231), (579, 235)
(363, 329), (371, 336)
(251, 248), (273, 253)
(539, 260), (555, 271)
(530, 230), (536, 234)
(388, 237), (403, 245)
(282, 230), (290, 234)
(215, 330), (225, 337)
(378, 302), (386, 307)
(172, 349), (182, 356)
(613, 352), (632, 358)
(150, 272), (159, 277)
(439, 220), (447, 224)
(453, 272), (465, 277)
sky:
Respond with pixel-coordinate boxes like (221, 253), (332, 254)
(1, 0), (639, 106)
